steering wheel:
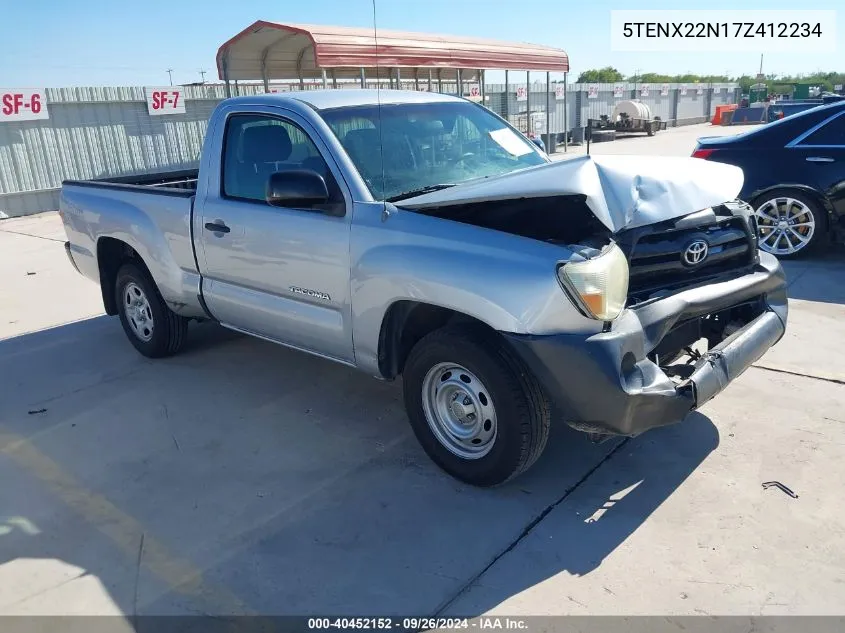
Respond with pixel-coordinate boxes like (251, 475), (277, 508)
(451, 152), (477, 168)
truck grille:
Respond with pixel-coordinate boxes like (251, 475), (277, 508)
(621, 211), (757, 303)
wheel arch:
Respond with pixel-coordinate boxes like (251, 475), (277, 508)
(97, 237), (156, 315)
(377, 300), (499, 380)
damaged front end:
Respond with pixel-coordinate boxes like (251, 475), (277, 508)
(503, 247), (787, 437)
(399, 155), (788, 437)
(507, 197), (787, 437)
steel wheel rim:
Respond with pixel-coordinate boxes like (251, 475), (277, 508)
(755, 197), (815, 255)
(123, 282), (154, 342)
(421, 362), (497, 460)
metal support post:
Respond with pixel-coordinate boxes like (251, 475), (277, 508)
(563, 72), (568, 152)
(525, 71), (530, 134)
(504, 69), (509, 118)
(545, 71), (551, 152)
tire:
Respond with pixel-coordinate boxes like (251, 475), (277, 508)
(402, 325), (551, 487)
(752, 189), (828, 259)
(115, 262), (188, 358)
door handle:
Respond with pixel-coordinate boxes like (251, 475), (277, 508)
(806, 156), (834, 163)
(204, 221), (230, 234)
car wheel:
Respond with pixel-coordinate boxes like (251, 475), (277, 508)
(753, 190), (828, 258)
(115, 262), (188, 358)
(402, 325), (551, 487)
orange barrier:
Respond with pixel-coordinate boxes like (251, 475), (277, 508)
(712, 104), (738, 125)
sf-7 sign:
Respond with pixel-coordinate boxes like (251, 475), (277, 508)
(1, 89), (49, 122)
(145, 87), (186, 115)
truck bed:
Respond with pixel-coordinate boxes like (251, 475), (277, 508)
(63, 169), (198, 195)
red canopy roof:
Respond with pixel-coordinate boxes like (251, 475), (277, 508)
(216, 21), (569, 81)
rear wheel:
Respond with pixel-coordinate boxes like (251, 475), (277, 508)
(115, 263), (188, 358)
(753, 190), (827, 258)
(402, 326), (550, 487)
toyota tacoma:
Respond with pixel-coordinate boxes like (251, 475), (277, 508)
(60, 90), (788, 486)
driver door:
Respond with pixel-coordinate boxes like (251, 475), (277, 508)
(196, 111), (353, 363)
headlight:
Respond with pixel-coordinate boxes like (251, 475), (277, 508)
(558, 242), (629, 321)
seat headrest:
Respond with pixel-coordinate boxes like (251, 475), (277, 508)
(342, 128), (381, 155)
(241, 125), (292, 163)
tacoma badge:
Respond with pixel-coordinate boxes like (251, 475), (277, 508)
(289, 286), (331, 301)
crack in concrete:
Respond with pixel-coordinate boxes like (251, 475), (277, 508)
(432, 439), (630, 616)
(0, 227), (66, 243)
(2, 569), (88, 608)
(784, 267), (811, 289)
(132, 532), (145, 623)
(752, 364), (845, 386)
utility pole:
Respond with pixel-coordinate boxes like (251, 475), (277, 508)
(759, 54), (764, 76)
(167, 69), (173, 86)
(199, 69), (207, 84)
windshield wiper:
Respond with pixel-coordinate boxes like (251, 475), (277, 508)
(386, 184), (456, 203)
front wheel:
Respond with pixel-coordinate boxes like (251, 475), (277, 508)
(402, 326), (550, 487)
(115, 263), (188, 358)
(753, 190), (828, 258)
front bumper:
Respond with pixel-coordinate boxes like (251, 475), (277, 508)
(504, 252), (788, 436)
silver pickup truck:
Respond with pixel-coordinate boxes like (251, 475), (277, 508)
(61, 89), (788, 486)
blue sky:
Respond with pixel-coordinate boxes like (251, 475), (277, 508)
(0, 0), (840, 87)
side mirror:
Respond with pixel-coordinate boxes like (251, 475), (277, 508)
(266, 170), (329, 208)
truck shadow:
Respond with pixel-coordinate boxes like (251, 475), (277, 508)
(780, 246), (845, 305)
(0, 316), (718, 620)
(442, 412), (719, 615)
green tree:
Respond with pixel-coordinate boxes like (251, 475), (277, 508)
(576, 67), (624, 83)
(636, 72), (672, 83)
(584, 69), (845, 94)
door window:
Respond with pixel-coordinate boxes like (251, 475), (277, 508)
(798, 113), (845, 147)
(222, 114), (334, 202)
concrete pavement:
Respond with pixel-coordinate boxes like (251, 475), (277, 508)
(1, 123), (844, 623)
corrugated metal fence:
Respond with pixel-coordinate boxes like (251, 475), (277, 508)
(0, 85), (262, 217)
(0, 82), (738, 218)
(485, 82), (739, 138)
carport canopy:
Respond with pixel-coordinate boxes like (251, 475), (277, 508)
(216, 20), (569, 83)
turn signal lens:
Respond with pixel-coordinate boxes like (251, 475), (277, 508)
(558, 243), (629, 321)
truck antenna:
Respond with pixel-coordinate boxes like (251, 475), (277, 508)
(372, 0), (386, 207)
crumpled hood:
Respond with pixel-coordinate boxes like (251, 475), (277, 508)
(398, 155), (744, 233)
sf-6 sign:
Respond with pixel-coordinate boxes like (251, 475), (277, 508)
(145, 87), (186, 115)
(1, 89), (49, 122)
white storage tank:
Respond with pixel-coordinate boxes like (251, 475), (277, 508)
(613, 100), (651, 121)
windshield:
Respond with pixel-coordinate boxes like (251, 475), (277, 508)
(318, 101), (548, 201)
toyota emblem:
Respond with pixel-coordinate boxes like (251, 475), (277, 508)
(682, 240), (709, 266)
